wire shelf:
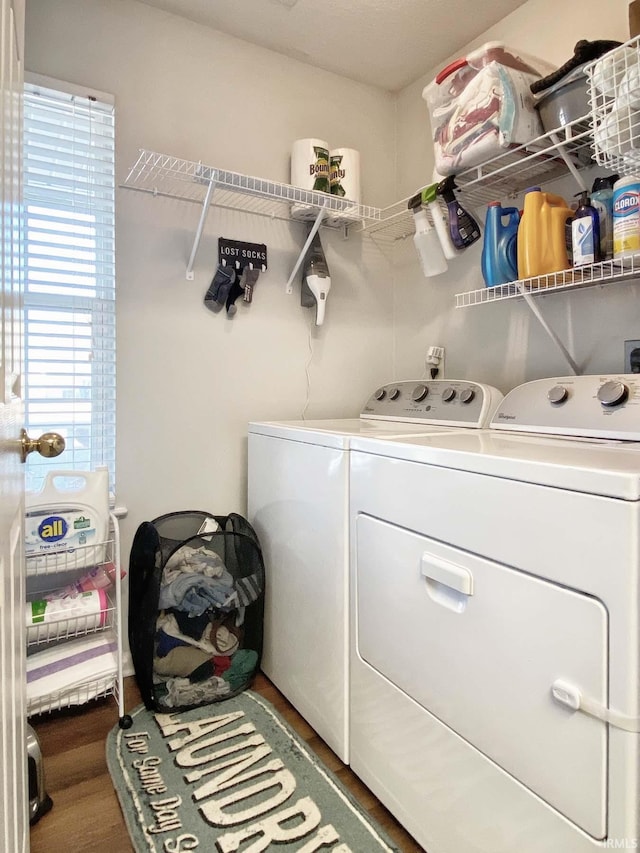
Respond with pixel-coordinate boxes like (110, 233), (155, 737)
(25, 512), (126, 724)
(455, 254), (640, 307)
(453, 116), (594, 210)
(362, 118), (593, 241)
(26, 589), (116, 647)
(25, 535), (115, 577)
(123, 118), (594, 247)
(27, 671), (119, 717)
(586, 35), (640, 176)
(123, 149), (380, 229)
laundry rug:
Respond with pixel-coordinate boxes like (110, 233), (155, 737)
(106, 691), (399, 852)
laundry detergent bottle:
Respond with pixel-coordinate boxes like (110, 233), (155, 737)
(481, 202), (520, 286)
(517, 187), (573, 279)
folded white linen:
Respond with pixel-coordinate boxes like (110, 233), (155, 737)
(26, 632), (117, 711)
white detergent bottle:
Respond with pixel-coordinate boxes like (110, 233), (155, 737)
(25, 468), (110, 573)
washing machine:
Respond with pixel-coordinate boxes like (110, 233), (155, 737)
(348, 373), (640, 852)
(247, 379), (502, 762)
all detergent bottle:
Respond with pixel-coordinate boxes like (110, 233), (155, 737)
(25, 468), (110, 573)
(517, 187), (573, 279)
(481, 202), (520, 286)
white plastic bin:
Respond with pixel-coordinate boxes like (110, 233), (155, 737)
(423, 42), (552, 176)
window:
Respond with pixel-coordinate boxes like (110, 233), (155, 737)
(23, 78), (115, 492)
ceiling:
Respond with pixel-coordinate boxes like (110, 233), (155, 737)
(137, 0), (531, 91)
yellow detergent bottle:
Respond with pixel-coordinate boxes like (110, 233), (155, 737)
(517, 186), (574, 280)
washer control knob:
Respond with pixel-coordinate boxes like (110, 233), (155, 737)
(374, 388), (386, 401)
(460, 388), (475, 404)
(597, 380), (628, 407)
(547, 385), (569, 405)
(442, 387), (456, 403)
(412, 384), (429, 403)
(388, 387), (401, 401)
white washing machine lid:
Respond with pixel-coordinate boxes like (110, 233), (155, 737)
(350, 430), (640, 500)
(248, 418), (471, 450)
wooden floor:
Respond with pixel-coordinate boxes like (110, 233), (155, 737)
(29, 673), (424, 853)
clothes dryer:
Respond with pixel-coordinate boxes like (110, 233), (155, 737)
(248, 379), (502, 762)
(348, 374), (640, 852)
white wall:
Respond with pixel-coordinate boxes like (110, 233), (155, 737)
(24, 0), (640, 587)
(25, 0), (398, 561)
(393, 0), (640, 392)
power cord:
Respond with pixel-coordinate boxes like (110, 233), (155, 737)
(301, 311), (314, 420)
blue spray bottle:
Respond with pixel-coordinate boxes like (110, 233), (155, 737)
(436, 176), (481, 250)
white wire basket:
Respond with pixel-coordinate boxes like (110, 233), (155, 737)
(26, 588), (116, 647)
(25, 513), (129, 725)
(587, 35), (640, 175)
(27, 669), (120, 717)
(25, 534), (116, 578)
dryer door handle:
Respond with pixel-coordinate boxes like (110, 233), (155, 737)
(421, 553), (474, 596)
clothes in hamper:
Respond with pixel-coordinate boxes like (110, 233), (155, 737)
(161, 543), (226, 585)
(158, 570), (236, 615)
(153, 646), (211, 677)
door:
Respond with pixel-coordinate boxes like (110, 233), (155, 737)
(355, 514), (609, 839)
(1, 1), (27, 849)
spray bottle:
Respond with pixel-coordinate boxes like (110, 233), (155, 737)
(436, 176), (481, 249)
(300, 228), (332, 326)
(408, 184), (457, 260)
(408, 194), (448, 277)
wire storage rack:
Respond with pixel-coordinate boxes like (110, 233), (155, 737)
(25, 512), (131, 727)
(455, 254), (640, 307)
(587, 35), (640, 176)
(123, 149), (380, 229)
(122, 121), (597, 252)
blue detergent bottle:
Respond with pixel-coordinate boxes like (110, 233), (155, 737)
(481, 201), (520, 287)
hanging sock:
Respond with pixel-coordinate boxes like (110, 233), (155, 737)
(225, 276), (246, 317)
(242, 268), (260, 303)
(204, 264), (235, 312)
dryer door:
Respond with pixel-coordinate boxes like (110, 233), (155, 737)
(354, 514), (608, 839)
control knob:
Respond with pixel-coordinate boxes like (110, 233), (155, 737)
(597, 380), (628, 407)
(374, 388), (386, 401)
(460, 388), (475, 404)
(412, 385), (429, 403)
(388, 387), (401, 401)
(547, 385), (569, 405)
(442, 387), (456, 402)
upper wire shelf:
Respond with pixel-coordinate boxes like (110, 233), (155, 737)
(361, 115), (595, 243)
(454, 115), (594, 209)
(123, 117), (595, 249)
(455, 254), (640, 308)
(123, 150), (380, 229)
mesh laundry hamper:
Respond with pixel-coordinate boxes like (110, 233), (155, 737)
(128, 511), (265, 712)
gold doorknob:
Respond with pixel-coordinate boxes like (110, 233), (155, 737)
(20, 429), (65, 463)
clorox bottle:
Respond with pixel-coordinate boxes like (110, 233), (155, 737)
(481, 202), (520, 287)
(517, 187), (573, 279)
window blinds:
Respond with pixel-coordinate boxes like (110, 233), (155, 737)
(23, 82), (115, 492)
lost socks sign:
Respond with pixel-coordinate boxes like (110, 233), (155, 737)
(218, 238), (267, 271)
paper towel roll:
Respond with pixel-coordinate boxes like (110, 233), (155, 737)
(329, 148), (361, 203)
(290, 138), (330, 193)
